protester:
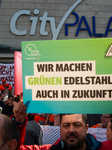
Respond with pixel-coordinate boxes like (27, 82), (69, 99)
(53, 114), (60, 126)
(8, 85), (13, 95)
(34, 113), (46, 125)
(91, 114), (112, 128)
(0, 79), (12, 95)
(0, 113), (19, 150)
(2, 79), (6, 86)
(105, 119), (112, 141)
(99, 119), (112, 150)
(0, 93), (5, 110)
(87, 114), (101, 127)
(13, 101), (102, 150)
(0, 85), (5, 92)
(13, 96), (20, 107)
(3, 95), (8, 106)
(3, 95), (14, 117)
(45, 114), (54, 125)
(23, 120), (43, 145)
(27, 113), (36, 121)
(35, 113), (54, 126)
(0, 79), (5, 93)
(34, 113), (54, 125)
(3, 83), (9, 96)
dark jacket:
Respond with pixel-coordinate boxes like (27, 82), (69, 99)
(0, 101), (5, 109)
(23, 120), (43, 145)
(51, 134), (102, 150)
(2, 103), (13, 117)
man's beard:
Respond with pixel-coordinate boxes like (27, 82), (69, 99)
(64, 133), (86, 150)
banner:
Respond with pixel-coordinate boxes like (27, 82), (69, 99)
(22, 38), (112, 113)
(14, 51), (23, 95)
(0, 63), (14, 88)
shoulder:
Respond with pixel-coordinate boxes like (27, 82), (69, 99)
(51, 140), (63, 150)
(86, 133), (102, 149)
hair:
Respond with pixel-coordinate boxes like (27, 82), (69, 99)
(13, 97), (20, 103)
(8, 94), (14, 99)
(60, 114), (87, 126)
(1, 114), (19, 149)
(109, 119), (112, 131)
(110, 114), (112, 118)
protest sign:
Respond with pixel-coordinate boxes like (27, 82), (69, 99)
(22, 38), (112, 113)
(0, 63), (14, 88)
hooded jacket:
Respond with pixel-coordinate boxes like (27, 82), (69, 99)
(50, 134), (101, 150)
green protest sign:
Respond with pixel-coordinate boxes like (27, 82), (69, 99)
(22, 38), (112, 113)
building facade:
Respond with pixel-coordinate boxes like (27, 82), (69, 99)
(0, 0), (112, 124)
(0, 0), (112, 62)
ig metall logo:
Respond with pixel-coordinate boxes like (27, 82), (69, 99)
(24, 44), (41, 60)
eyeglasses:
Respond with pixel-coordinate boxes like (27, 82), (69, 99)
(100, 116), (111, 119)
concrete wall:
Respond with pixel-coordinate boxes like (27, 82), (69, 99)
(0, 0), (112, 48)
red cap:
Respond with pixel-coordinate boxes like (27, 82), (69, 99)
(2, 79), (6, 82)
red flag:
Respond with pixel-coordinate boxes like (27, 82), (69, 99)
(14, 51), (23, 95)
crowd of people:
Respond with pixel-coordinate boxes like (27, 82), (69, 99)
(0, 79), (55, 124)
(0, 79), (112, 150)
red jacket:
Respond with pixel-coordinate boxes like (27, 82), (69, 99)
(17, 117), (28, 150)
(91, 123), (102, 128)
(17, 117), (52, 150)
(99, 140), (112, 150)
(20, 145), (51, 150)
